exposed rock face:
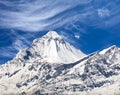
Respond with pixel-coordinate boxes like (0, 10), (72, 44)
(0, 31), (120, 95)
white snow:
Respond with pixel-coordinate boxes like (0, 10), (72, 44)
(0, 31), (120, 95)
(26, 30), (86, 63)
(99, 45), (116, 55)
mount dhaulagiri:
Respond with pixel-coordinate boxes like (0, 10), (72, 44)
(0, 31), (120, 95)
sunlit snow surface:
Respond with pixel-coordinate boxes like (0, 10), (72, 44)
(0, 31), (120, 95)
(15, 31), (86, 64)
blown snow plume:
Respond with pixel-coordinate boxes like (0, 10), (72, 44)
(0, 31), (120, 95)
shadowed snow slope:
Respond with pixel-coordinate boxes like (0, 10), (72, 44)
(0, 31), (120, 95)
(14, 31), (86, 64)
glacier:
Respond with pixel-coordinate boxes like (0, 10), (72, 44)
(0, 31), (120, 95)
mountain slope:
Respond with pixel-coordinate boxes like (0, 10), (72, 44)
(0, 31), (86, 95)
(14, 31), (86, 64)
(0, 31), (120, 95)
(45, 45), (120, 95)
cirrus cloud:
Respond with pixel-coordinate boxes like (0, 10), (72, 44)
(0, 0), (93, 32)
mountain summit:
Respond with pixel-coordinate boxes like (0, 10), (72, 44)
(44, 30), (62, 39)
(15, 31), (86, 64)
(0, 31), (120, 95)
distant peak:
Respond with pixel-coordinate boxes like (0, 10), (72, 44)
(110, 45), (117, 49)
(26, 30), (86, 63)
(45, 30), (62, 39)
(105, 45), (118, 51)
(47, 30), (58, 35)
(99, 45), (118, 55)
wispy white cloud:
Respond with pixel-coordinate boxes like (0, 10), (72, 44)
(97, 8), (110, 18)
(0, 29), (32, 61)
(0, 0), (120, 64)
(0, 0), (93, 31)
(60, 30), (75, 44)
(13, 39), (27, 51)
(10, 30), (33, 50)
(0, 46), (16, 58)
(74, 34), (80, 39)
(0, 0), (119, 32)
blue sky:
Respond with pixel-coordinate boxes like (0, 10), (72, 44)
(0, 0), (120, 64)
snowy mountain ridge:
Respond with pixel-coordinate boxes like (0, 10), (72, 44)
(13, 31), (85, 64)
(0, 31), (120, 95)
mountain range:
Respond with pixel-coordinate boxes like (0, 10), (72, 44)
(0, 31), (120, 95)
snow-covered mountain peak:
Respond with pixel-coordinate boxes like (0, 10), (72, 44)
(32, 31), (63, 44)
(0, 40), (120, 95)
(14, 31), (86, 64)
(44, 30), (62, 39)
(99, 45), (118, 55)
